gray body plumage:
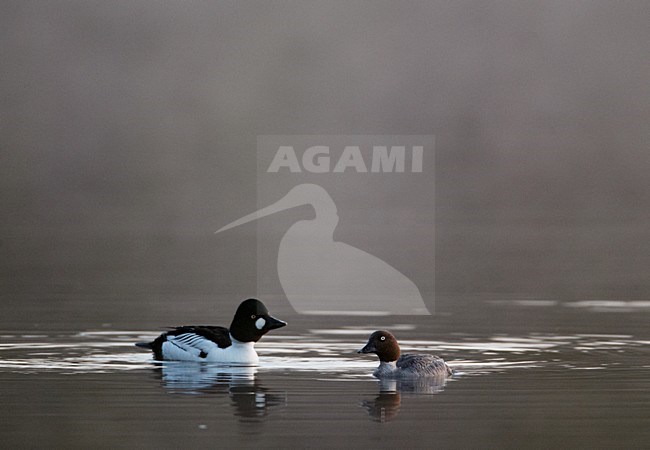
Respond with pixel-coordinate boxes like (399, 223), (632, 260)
(373, 354), (452, 378)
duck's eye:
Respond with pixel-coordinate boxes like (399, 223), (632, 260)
(380, 336), (386, 341)
(251, 315), (256, 319)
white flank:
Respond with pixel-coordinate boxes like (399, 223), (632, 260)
(161, 333), (259, 364)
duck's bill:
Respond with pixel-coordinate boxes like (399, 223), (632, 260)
(357, 342), (376, 354)
(264, 315), (287, 331)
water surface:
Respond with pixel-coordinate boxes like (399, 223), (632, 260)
(1, 297), (648, 448)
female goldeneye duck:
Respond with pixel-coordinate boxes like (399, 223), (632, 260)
(357, 330), (452, 378)
(135, 298), (287, 364)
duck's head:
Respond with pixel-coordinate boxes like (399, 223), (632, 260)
(357, 330), (400, 362)
(230, 298), (287, 343)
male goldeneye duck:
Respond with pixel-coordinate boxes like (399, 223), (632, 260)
(357, 330), (452, 378)
(135, 298), (287, 364)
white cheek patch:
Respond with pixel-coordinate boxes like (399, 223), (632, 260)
(255, 318), (266, 330)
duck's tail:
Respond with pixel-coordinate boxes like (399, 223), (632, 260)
(135, 341), (153, 349)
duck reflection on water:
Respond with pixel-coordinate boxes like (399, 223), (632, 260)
(361, 375), (449, 423)
(154, 362), (287, 419)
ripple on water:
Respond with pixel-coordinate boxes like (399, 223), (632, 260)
(0, 331), (647, 377)
(564, 300), (650, 312)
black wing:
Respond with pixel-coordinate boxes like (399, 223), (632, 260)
(139, 325), (232, 360)
(164, 326), (232, 349)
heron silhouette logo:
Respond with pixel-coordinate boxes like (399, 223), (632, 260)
(217, 183), (431, 315)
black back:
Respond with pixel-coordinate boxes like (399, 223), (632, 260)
(149, 325), (232, 360)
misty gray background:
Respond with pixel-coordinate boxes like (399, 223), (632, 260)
(2, 1), (650, 323)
